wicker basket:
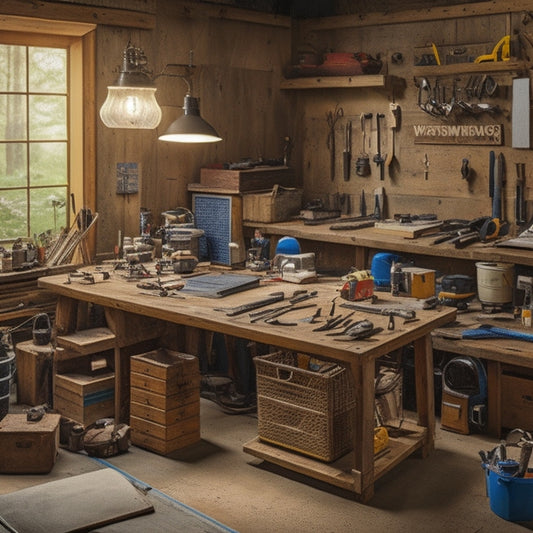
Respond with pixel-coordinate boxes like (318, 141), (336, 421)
(255, 351), (356, 462)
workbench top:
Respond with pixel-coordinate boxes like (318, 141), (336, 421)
(39, 267), (456, 365)
(244, 220), (533, 268)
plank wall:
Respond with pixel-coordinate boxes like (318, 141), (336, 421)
(290, 6), (532, 229)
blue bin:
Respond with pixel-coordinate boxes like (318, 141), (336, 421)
(370, 253), (401, 287)
(486, 466), (533, 521)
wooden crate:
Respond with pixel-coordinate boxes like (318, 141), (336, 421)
(130, 348), (200, 455)
(199, 166), (295, 192)
(242, 187), (303, 223)
(0, 413), (60, 473)
(501, 373), (533, 431)
(54, 371), (114, 426)
(15, 341), (62, 406)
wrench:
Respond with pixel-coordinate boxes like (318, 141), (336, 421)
(373, 113), (386, 180)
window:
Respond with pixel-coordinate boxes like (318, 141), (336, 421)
(0, 20), (95, 248)
(0, 42), (69, 240)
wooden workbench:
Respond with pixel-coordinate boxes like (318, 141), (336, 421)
(39, 269), (456, 502)
(244, 220), (533, 273)
(432, 317), (533, 438)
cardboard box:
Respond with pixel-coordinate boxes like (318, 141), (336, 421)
(0, 413), (60, 473)
(54, 371), (114, 426)
(242, 186), (303, 223)
(200, 166), (295, 192)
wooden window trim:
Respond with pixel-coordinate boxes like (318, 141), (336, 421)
(0, 17), (96, 258)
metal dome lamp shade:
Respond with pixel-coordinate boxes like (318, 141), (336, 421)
(99, 42), (162, 129)
(158, 93), (222, 143)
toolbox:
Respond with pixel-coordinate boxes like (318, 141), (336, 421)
(255, 351), (355, 462)
(54, 371), (115, 426)
(200, 166), (295, 193)
(130, 348), (200, 455)
(0, 413), (61, 473)
(242, 186), (303, 223)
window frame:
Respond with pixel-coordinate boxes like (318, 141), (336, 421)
(0, 18), (96, 255)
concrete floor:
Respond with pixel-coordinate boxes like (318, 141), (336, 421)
(1, 398), (532, 533)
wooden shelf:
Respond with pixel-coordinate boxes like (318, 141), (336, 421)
(413, 60), (529, 77)
(243, 420), (426, 499)
(280, 74), (388, 90)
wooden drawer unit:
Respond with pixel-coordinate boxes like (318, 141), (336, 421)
(501, 372), (533, 432)
(54, 371), (115, 426)
(129, 348), (200, 455)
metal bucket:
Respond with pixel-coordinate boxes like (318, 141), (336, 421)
(476, 262), (514, 305)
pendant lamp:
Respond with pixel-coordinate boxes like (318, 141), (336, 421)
(99, 42), (162, 129)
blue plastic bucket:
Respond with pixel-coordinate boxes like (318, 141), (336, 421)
(371, 253), (401, 287)
(487, 467), (533, 521)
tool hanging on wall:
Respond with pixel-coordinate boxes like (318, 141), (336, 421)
(356, 112), (372, 176)
(423, 154), (429, 180)
(516, 162), (527, 226)
(326, 104), (344, 181)
(343, 120), (352, 181)
(385, 103), (401, 176)
(492, 152), (504, 220)
(373, 113), (386, 181)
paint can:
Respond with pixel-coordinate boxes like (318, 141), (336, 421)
(476, 262), (514, 305)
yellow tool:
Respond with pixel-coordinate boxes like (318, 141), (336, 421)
(474, 35), (510, 63)
(431, 43), (441, 66)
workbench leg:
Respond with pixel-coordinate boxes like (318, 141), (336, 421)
(486, 360), (501, 438)
(413, 334), (435, 456)
(54, 295), (79, 335)
(354, 246), (369, 270)
(351, 360), (376, 502)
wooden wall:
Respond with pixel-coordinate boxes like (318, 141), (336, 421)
(93, 1), (292, 257)
(3, 0), (533, 259)
(290, 5), (533, 232)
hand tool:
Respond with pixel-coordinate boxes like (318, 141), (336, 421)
(214, 292), (285, 316)
(259, 303), (317, 324)
(326, 104), (344, 181)
(423, 153), (429, 180)
(492, 152), (504, 220)
(340, 301), (416, 320)
(343, 120), (352, 181)
(360, 190), (367, 216)
(461, 158), (470, 180)
(326, 318), (372, 337)
(373, 113), (386, 180)
(299, 308), (321, 323)
(289, 290), (318, 304)
(516, 162), (526, 226)
(474, 35), (510, 63)
(489, 150), (495, 199)
(385, 103), (400, 173)
(356, 113), (372, 176)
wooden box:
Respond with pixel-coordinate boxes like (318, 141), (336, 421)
(16, 341), (62, 406)
(242, 187), (303, 223)
(0, 413), (61, 473)
(199, 166), (295, 193)
(501, 373), (533, 431)
(54, 371), (114, 426)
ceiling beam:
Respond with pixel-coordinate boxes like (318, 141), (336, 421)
(0, 0), (155, 30)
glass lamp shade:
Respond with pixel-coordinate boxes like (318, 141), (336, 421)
(99, 86), (162, 129)
(158, 95), (222, 143)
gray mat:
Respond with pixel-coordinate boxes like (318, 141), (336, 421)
(0, 469), (153, 533)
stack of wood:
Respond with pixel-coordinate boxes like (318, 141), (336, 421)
(45, 209), (98, 266)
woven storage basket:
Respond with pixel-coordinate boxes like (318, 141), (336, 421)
(255, 351), (356, 462)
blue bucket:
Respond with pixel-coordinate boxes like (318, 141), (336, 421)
(486, 466), (533, 521)
(371, 253), (401, 287)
